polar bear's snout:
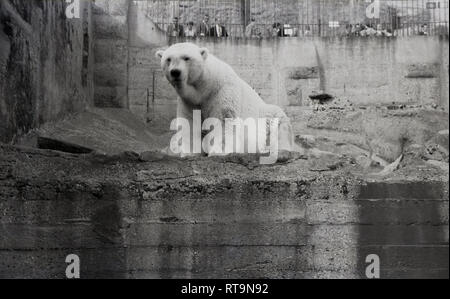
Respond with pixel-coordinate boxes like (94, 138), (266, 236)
(170, 69), (182, 79)
(166, 59), (189, 85)
(167, 63), (187, 86)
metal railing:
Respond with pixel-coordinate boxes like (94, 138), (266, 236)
(138, 0), (449, 37)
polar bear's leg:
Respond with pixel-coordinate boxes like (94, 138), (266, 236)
(171, 100), (203, 157)
(204, 118), (231, 156)
(178, 102), (193, 155)
(204, 105), (242, 156)
(264, 105), (295, 152)
(202, 118), (227, 156)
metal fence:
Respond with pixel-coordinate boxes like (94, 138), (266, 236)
(139, 0), (449, 37)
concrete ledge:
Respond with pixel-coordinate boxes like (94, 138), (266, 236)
(0, 144), (448, 279)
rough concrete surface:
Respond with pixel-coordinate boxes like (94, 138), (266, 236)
(0, 0), (94, 144)
(16, 108), (170, 155)
(0, 143), (448, 279)
(290, 104), (449, 164)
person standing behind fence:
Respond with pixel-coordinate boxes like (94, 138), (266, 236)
(184, 22), (197, 38)
(418, 24), (429, 36)
(351, 24), (363, 36)
(367, 24), (377, 36)
(271, 23), (284, 37)
(304, 25), (312, 36)
(167, 17), (184, 37)
(210, 18), (228, 38)
(375, 24), (393, 37)
(245, 18), (258, 38)
(198, 14), (211, 37)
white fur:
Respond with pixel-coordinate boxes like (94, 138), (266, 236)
(156, 42), (294, 156)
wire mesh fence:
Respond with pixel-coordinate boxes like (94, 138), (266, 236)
(137, 0), (449, 37)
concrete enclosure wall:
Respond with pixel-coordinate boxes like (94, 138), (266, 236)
(0, 145), (448, 279)
(93, 0), (130, 108)
(0, 1), (448, 279)
(91, 2), (449, 122)
(127, 36), (449, 123)
(0, 0), (94, 144)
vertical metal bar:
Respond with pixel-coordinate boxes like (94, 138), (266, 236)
(301, 0), (304, 35)
(411, 0), (414, 36)
(431, 0), (434, 34)
(434, 0), (437, 35)
(214, 0), (216, 27)
(406, 0), (408, 36)
(438, 0), (442, 34)
(227, 0), (230, 37)
(431, 0), (434, 35)
(414, 0), (417, 35)
(146, 86), (150, 119)
(329, 0), (332, 36)
(436, 1), (441, 34)
(407, 0), (409, 36)
(407, 0), (410, 36)
(411, 0), (414, 35)
(296, 0), (299, 34)
(180, 0), (183, 25)
(273, 0), (276, 29)
(401, 0), (404, 36)
(305, 0), (308, 35)
(318, 0), (321, 37)
(444, 0), (449, 34)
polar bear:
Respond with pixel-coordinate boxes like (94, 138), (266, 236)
(156, 42), (294, 161)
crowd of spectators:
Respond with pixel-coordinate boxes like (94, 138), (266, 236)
(345, 23), (393, 37)
(166, 14), (228, 38)
(165, 15), (432, 39)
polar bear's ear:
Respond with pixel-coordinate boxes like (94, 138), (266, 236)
(156, 50), (165, 60)
(200, 48), (209, 60)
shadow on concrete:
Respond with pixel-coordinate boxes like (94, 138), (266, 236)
(356, 181), (449, 279)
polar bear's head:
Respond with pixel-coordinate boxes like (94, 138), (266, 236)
(156, 43), (209, 88)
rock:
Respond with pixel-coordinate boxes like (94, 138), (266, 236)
(427, 160), (449, 172)
(424, 144), (449, 162)
(277, 150), (307, 164)
(355, 155), (383, 171)
(296, 135), (316, 149)
(30, 108), (170, 155)
(37, 137), (94, 154)
(88, 151), (141, 164)
(376, 155), (403, 176)
(309, 91), (335, 104)
(308, 151), (348, 172)
(435, 130), (449, 151)
(405, 63), (439, 78)
(285, 67), (319, 80)
(139, 151), (175, 162)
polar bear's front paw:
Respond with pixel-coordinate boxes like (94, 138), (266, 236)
(206, 145), (227, 157)
(162, 146), (202, 159)
(180, 152), (203, 158)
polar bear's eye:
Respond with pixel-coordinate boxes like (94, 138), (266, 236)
(183, 57), (190, 61)
(166, 58), (171, 63)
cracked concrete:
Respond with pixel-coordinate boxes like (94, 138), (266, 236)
(0, 142), (448, 278)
